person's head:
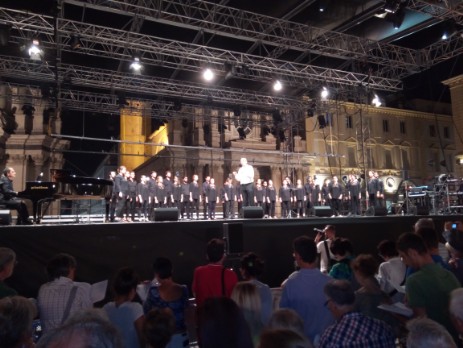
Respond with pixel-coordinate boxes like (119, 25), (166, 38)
(197, 297), (253, 348)
(153, 257), (173, 280)
(368, 170), (374, 178)
(46, 253), (77, 281)
(329, 238), (353, 260)
(205, 175), (210, 182)
(351, 254), (378, 282)
(323, 225), (336, 240)
(446, 229), (463, 258)
(332, 176), (338, 183)
(151, 171), (157, 179)
(323, 280), (355, 319)
(258, 329), (313, 348)
(415, 227), (439, 251)
(143, 308), (176, 348)
(119, 166), (126, 175)
(267, 309), (305, 337)
(377, 240), (399, 260)
(0, 296), (37, 348)
(240, 252), (264, 280)
(450, 288), (463, 334)
(37, 308), (123, 348)
(0, 247), (16, 281)
(406, 317), (456, 348)
(165, 171), (171, 179)
(231, 282), (261, 317)
(240, 158), (248, 166)
(292, 236), (317, 266)
(414, 218), (435, 233)
(193, 174), (198, 182)
(130, 171), (135, 179)
(111, 267), (139, 299)
(3, 167), (16, 179)
(268, 180), (273, 187)
(183, 176), (188, 183)
(210, 178), (215, 185)
(157, 176), (163, 184)
(396, 233), (428, 268)
(206, 238), (225, 263)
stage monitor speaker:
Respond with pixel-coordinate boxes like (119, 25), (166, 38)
(416, 206), (429, 216)
(0, 210), (11, 225)
(242, 206), (264, 219)
(314, 206), (333, 217)
(223, 222), (244, 254)
(154, 208), (179, 221)
(365, 206), (388, 216)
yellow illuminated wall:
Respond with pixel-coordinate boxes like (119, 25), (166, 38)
(119, 101), (169, 170)
(120, 101), (148, 170)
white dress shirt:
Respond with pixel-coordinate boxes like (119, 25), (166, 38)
(235, 164), (254, 185)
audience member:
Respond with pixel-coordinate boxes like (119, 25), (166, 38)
(351, 254), (397, 333)
(231, 281), (264, 345)
(37, 308), (123, 348)
(197, 297), (253, 348)
(37, 253), (93, 334)
(258, 329), (313, 348)
(103, 267), (144, 348)
(412, 226), (449, 272)
(192, 238), (238, 307)
(446, 229), (463, 285)
(240, 252), (273, 324)
(0, 296), (37, 348)
(376, 240), (406, 302)
(318, 280), (396, 348)
(328, 238), (355, 284)
(143, 257), (189, 348)
(279, 236), (334, 345)
(406, 317), (456, 348)
(450, 288), (463, 341)
(314, 225), (336, 274)
(143, 308), (176, 348)
(267, 309), (306, 339)
(0, 247), (17, 299)
(396, 232), (460, 343)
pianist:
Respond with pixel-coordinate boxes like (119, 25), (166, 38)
(0, 167), (32, 225)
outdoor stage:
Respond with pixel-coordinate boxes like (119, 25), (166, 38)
(0, 214), (460, 299)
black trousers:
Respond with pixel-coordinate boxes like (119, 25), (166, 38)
(241, 183), (254, 207)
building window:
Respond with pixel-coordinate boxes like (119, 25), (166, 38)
(444, 126), (450, 139)
(400, 121), (406, 134)
(382, 119), (389, 133)
(345, 115), (353, 129)
(429, 125), (436, 137)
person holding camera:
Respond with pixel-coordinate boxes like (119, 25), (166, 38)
(314, 225), (336, 274)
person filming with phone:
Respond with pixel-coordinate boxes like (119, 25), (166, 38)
(314, 225), (336, 274)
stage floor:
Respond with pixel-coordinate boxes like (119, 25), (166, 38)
(0, 214), (460, 298)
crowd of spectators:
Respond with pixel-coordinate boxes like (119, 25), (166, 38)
(1, 218), (463, 348)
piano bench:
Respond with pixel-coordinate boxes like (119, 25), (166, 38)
(0, 209), (12, 225)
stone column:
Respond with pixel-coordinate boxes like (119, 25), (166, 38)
(443, 75), (463, 177)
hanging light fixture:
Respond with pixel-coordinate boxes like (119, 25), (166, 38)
(273, 80), (283, 92)
(28, 38), (43, 61)
(203, 68), (214, 81)
(321, 87), (329, 100)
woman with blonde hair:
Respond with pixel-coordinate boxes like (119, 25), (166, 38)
(231, 281), (264, 346)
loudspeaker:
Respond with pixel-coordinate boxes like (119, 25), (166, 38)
(314, 206), (333, 217)
(416, 206), (429, 216)
(365, 206), (388, 216)
(242, 206), (264, 219)
(154, 208), (179, 221)
(0, 210), (12, 225)
(223, 222), (243, 254)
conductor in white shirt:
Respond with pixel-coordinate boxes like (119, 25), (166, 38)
(233, 157), (254, 208)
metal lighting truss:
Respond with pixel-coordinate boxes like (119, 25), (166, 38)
(0, 55), (306, 110)
(61, 0), (463, 76)
(0, 7), (402, 92)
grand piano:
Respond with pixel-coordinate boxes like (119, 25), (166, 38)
(18, 169), (113, 223)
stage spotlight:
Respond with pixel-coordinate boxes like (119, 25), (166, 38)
(224, 61), (236, 80)
(203, 68), (214, 81)
(317, 115), (326, 129)
(173, 99), (182, 111)
(70, 34), (83, 50)
(372, 94), (382, 107)
(321, 87), (329, 100)
(130, 57), (143, 74)
(273, 80), (282, 92)
(392, 7), (405, 29)
(319, 0), (328, 12)
(383, 0), (401, 14)
(237, 127), (246, 139)
(28, 38), (43, 61)
(233, 107), (241, 117)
